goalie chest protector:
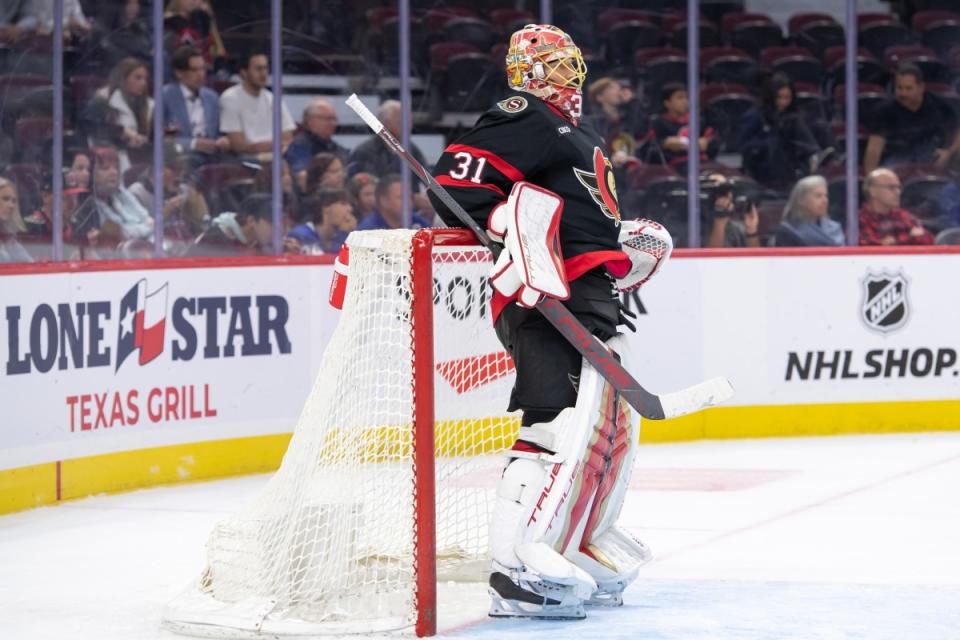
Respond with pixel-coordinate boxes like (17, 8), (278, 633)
(431, 91), (628, 284)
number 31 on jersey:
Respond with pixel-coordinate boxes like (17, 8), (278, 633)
(448, 152), (488, 184)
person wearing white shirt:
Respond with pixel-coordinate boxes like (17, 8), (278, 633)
(32, 0), (92, 39)
(220, 51), (295, 160)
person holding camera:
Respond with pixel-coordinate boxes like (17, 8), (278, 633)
(702, 174), (761, 247)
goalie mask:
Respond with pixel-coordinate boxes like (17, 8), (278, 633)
(505, 24), (587, 123)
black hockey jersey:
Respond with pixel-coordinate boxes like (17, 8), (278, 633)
(430, 92), (629, 290)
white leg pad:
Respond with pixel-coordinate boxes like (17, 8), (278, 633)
(488, 334), (650, 606)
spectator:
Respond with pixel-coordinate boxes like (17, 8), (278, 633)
(0, 178), (32, 263)
(938, 181), (960, 230)
(651, 83), (717, 173)
(128, 143), (209, 247)
(191, 192), (274, 256)
(285, 188), (356, 254)
(738, 73), (832, 190)
(286, 98), (349, 182)
(772, 175), (845, 247)
(702, 174), (761, 248)
(0, 0), (37, 45)
(864, 64), (960, 172)
(357, 173), (431, 231)
(22, 169), (85, 241)
(347, 172), (378, 221)
(164, 0), (226, 65)
(94, 0), (152, 66)
(64, 148), (91, 190)
(252, 159), (299, 225)
(85, 58), (154, 173)
(163, 45), (229, 163)
(858, 168), (933, 246)
(220, 51), (296, 160)
(347, 100), (426, 182)
(32, 0), (92, 42)
(303, 152), (347, 195)
(76, 145), (154, 241)
(584, 77), (646, 166)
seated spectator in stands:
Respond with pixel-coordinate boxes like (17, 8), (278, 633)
(347, 101), (426, 182)
(938, 181), (960, 230)
(79, 145), (154, 241)
(164, 0), (226, 66)
(702, 174), (761, 248)
(65, 148), (91, 190)
(739, 73), (831, 190)
(858, 168), (933, 246)
(84, 58), (154, 173)
(220, 52), (296, 161)
(286, 98), (349, 182)
(32, 0), (92, 42)
(303, 153), (347, 195)
(0, 0), (37, 45)
(864, 64), (960, 172)
(191, 192), (274, 256)
(284, 188), (356, 255)
(651, 84), (718, 174)
(0, 178), (32, 263)
(128, 143), (209, 248)
(95, 0), (152, 64)
(22, 169), (86, 242)
(347, 172), (378, 221)
(772, 175), (845, 247)
(357, 173), (431, 231)
(163, 46), (229, 164)
(584, 77), (647, 167)
(253, 159), (299, 226)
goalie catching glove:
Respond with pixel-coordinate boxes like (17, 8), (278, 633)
(488, 181), (570, 308)
(612, 219), (673, 292)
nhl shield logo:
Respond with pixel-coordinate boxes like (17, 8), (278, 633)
(861, 272), (909, 333)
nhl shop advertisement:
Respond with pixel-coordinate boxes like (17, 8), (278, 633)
(0, 263), (335, 471)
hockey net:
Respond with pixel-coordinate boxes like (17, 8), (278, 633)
(163, 228), (518, 637)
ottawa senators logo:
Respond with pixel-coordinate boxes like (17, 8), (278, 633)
(573, 147), (621, 225)
(496, 96), (528, 113)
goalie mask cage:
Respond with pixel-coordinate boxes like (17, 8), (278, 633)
(163, 229), (518, 638)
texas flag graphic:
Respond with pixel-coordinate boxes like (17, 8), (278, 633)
(116, 279), (169, 371)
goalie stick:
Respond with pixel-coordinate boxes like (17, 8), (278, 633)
(346, 94), (732, 420)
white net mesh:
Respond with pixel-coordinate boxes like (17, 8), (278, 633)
(164, 229), (518, 637)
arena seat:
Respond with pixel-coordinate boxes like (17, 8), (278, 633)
(859, 19), (917, 59)
(605, 20), (662, 66)
(761, 46), (824, 86)
(883, 45), (947, 82)
(700, 46), (759, 84)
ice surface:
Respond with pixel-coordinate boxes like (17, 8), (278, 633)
(2, 433), (958, 640)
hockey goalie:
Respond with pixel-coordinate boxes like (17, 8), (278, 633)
(429, 24), (674, 619)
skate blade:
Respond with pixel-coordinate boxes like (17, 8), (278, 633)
(585, 591), (624, 607)
(488, 592), (585, 620)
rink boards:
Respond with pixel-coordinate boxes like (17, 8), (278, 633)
(1, 246), (959, 513)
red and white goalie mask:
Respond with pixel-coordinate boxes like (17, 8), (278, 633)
(505, 24), (587, 123)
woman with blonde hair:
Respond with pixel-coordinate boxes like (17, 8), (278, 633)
(85, 57), (154, 173)
(0, 178), (32, 263)
(773, 175), (845, 247)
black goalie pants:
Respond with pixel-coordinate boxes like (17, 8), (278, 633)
(494, 268), (621, 427)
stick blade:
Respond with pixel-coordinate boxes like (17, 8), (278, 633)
(658, 376), (734, 419)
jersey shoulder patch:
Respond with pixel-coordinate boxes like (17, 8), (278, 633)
(496, 95), (528, 114)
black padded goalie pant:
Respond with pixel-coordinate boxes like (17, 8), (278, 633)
(494, 268), (621, 427)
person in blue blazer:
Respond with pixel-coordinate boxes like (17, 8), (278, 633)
(163, 45), (229, 164)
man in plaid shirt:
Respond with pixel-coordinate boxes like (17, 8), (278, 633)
(858, 168), (933, 246)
